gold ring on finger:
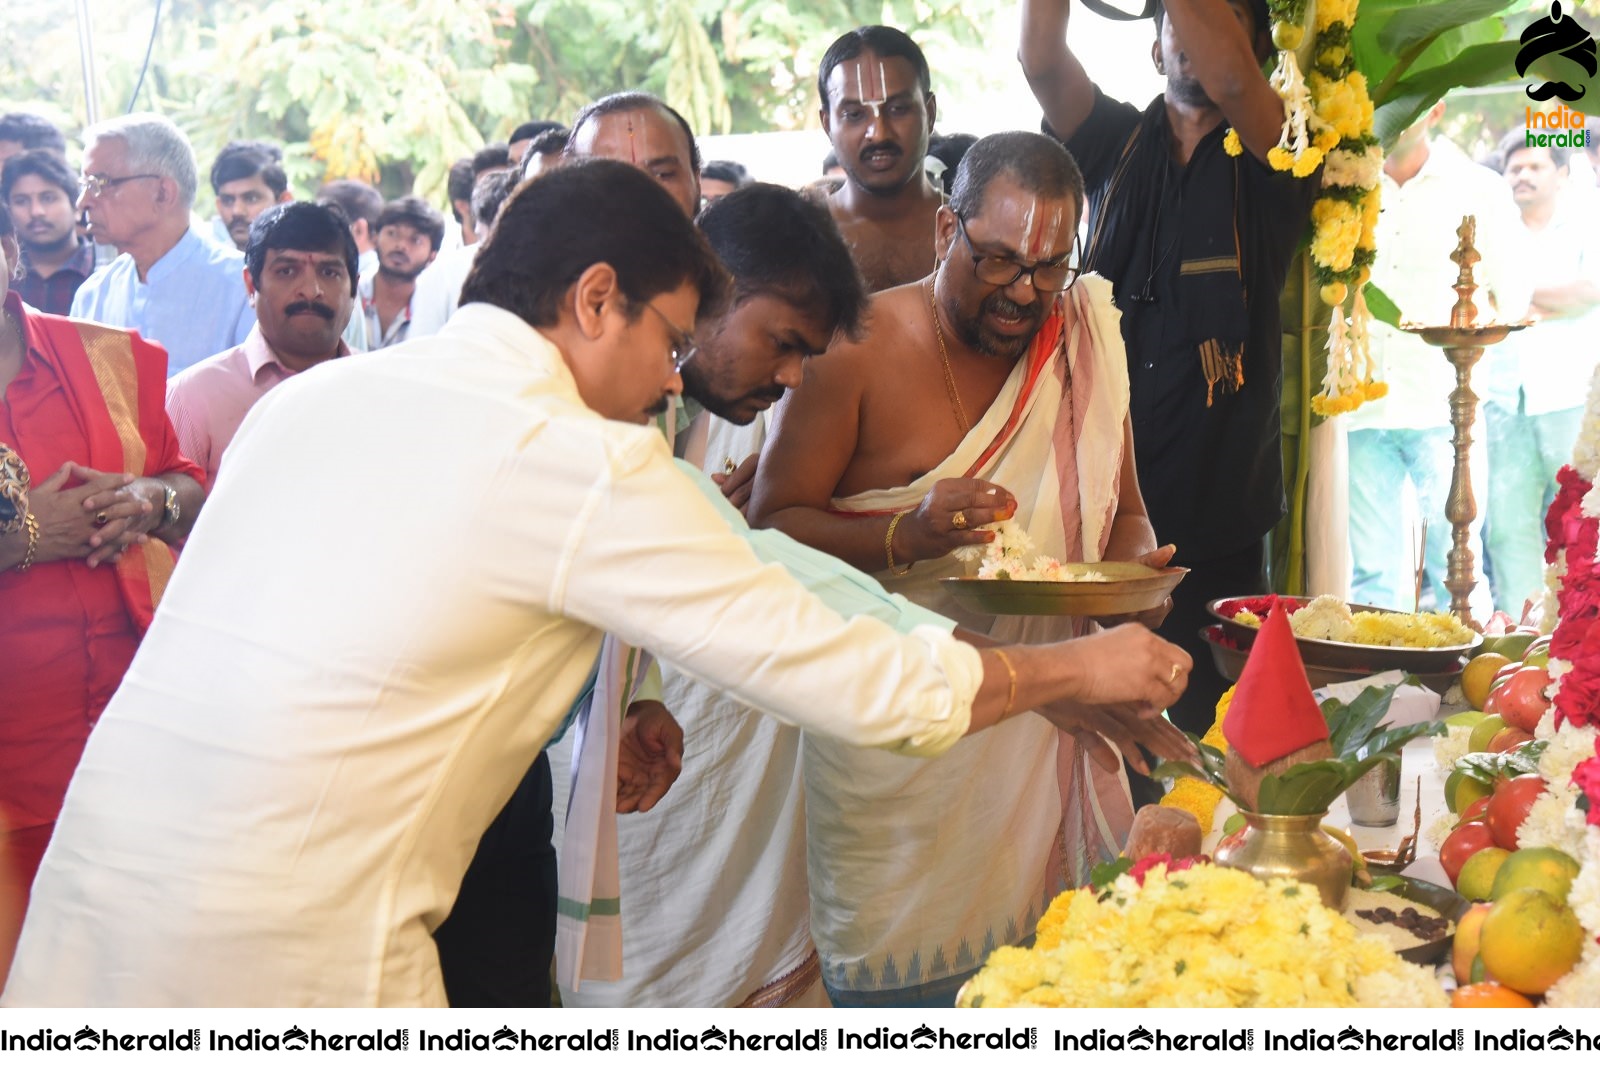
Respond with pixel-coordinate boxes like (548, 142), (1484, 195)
(951, 510), (968, 530)
(1168, 663), (1181, 683)
(94, 511), (109, 527)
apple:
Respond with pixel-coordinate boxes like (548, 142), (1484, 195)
(1468, 714), (1508, 753)
(1441, 821), (1498, 886)
(1458, 796), (1492, 824)
(1488, 727), (1535, 753)
(1486, 773), (1548, 850)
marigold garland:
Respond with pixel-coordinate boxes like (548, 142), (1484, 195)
(959, 863), (1447, 1007)
(1223, 0), (1383, 417)
(1157, 685), (1234, 833)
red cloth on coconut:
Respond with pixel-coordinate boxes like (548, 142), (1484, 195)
(1222, 604), (1329, 766)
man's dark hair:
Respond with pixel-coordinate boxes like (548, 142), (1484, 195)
(569, 92), (702, 172)
(0, 194), (13, 240)
(210, 139), (289, 197)
(1496, 128), (1571, 171)
(701, 160), (753, 188)
(511, 120), (565, 146)
(0, 112), (66, 155)
(446, 157), (474, 223)
(316, 179), (383, 232)
(927, 132), (978, 196)
(822, 150), (841, 174)
(2, 148), (79, 205)
(245, 201), (361, 297)
(471, 142), (512, 179)
(950, 131), (1085, 224)
(817, 26), (932, 110)
(698, 183), (868, 342)
(471, 169), (517, 231)
(460, 157), (727, 329)
(375, 195), (446, 252)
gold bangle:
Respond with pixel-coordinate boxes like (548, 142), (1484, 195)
(16, 512), (39, 572)
(992, 647), (1018, 718)
(885, 509), (913, 576)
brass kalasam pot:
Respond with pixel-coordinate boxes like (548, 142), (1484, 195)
(1214, 812), (1352, 911)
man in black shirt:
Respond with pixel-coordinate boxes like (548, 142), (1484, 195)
(1021, 0), (1318, 736)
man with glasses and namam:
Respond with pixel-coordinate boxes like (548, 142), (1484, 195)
(69, 114), (254, 376)
(749, 131), (1174, 1006)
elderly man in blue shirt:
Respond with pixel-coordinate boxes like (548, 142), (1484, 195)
(69, 114), (255, 377)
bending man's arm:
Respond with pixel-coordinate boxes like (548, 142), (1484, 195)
(558, 437), (1191, 758)
(1019, 0), (1099, 143)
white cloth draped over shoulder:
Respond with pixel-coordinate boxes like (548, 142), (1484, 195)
(808, 274), (1137, 1006)
(1, 304), (986, 1008)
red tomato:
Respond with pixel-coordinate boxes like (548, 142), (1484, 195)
(1441, 822), (1497, 886)
(1497, 667), (1553, 732)
(1486, 774), (1548, 851)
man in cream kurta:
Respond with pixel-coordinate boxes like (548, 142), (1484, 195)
(0, 162), (986, 1008)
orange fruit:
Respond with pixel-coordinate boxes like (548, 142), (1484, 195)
(1462, 653), (1511, 710)
(1451, 982), (1534, 1008)
(1478, 888), (1585, 994)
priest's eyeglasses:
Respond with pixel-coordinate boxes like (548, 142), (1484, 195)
(952, 213), (1080, 293)
(641, 301), (698, 373)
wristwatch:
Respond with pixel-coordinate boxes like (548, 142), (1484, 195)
(159, 482), (180, 529)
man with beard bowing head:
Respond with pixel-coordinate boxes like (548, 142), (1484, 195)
(1021, 0), (1317, 739)
(751, 132), (1175, 1007)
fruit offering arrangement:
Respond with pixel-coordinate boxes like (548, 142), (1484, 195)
(1431, 632), (1600, 1008)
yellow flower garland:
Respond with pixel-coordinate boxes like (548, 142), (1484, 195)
(1156, 685), (1234, 834)
(1223, 0), (1383, 418)
(962, 864), (1447, 1007)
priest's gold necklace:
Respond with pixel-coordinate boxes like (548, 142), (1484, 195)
(927, 281), (970, 433)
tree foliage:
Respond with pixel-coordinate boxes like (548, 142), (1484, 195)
(3, 0), (992, 198)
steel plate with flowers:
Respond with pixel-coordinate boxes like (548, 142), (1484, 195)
(942, 562), (1188, 617)
(1208, 593), (1479, 675)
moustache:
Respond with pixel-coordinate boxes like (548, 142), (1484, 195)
(284, 301), (336, 320)
(983, 293), (1043, 322)
(645, 394), (672, 417)
(860, 143), (901, 159)
(1526, 81), (1586, 102)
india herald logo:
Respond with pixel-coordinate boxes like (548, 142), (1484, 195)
(1518, 1), (1597, 102)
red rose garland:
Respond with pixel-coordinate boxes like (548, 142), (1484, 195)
(1545, 463), (1599, 732)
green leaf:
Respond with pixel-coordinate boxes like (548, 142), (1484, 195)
(1327, 683), (1401, 759)
(1376, 0), (1518, 55)
(1089, 856), (1134, 892)
(1373, 41), (1523, 145)
(1354, 719), (1445, 762)
(1255, 759), (1355, 815)
(1364, 282), (1402, 328)
(1369, 874), (1406, 892)
(1222, 812), (1247, 835)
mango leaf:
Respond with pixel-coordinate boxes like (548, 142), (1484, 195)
(1255, 759), (1355, 815)
(1369, 874), (1407, 892)
(1354, 719), (1445, 761)
(1364, 282), (1402, 328)
(1325, 683), (1401, 759)
(1376, 0), (1518, 54)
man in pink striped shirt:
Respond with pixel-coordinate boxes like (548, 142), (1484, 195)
(167, 202), (355, 486)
